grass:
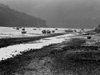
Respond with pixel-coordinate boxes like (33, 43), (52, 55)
(63, 38), (86, 47)
(1, 34), (100, 75)
(0, 42), (100, 75)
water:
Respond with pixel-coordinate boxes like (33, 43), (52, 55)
(0, 34), (74, 61)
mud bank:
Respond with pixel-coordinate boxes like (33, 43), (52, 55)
(0, 44), (100, 75)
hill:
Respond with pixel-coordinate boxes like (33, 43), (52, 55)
(0, 4), (46, 27)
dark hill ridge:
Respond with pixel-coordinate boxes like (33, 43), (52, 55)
(0, 4), (46, 27)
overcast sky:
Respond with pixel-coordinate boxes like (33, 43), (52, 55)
(0, 0), (100, 28)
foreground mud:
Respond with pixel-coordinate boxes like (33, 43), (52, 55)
(0, 44), (100, 75)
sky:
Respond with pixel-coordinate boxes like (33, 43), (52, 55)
(0, 0), (100, 28)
